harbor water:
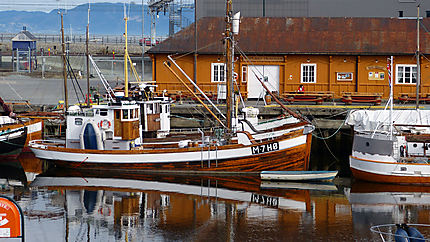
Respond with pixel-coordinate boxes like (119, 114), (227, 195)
(2, 143), (430, 242)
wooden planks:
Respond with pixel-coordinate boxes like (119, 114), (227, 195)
(341, 92), (382, 105)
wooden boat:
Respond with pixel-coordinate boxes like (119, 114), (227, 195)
(0, 127), (27, 156)
(28, 1), (314, 175)
(0, 97), (43, 156)
(260, 170), (338, 181)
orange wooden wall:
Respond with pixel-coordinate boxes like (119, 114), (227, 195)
(151, 53), (430, 99)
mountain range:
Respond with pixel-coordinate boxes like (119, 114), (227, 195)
(0, 3), (194, 36)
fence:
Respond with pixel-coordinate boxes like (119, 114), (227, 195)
(0, 33), (167, 45)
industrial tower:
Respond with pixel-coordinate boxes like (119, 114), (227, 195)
(148, 0), (194, 45)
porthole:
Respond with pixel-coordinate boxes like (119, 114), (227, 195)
(365, 142), (370, 147)
(413, 143), (418, 148)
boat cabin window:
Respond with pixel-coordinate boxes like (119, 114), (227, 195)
(161, 104), (169, 114)
(134, 108), (139, 118)
(155, 103), (160, 114)
(147, 104), (153, 114)
(122, 109), (129, 119)
(121, 108), (139, 121)
(99, 109), (108, 116)
(75, 118), (83, 125)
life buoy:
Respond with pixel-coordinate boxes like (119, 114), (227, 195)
(99, 206), (111, 216)
(98, 119), (111, 129)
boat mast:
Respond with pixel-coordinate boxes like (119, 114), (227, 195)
(124, 5), (129, 99)
(416, 5), (421, 109)
(389, 56), (393, 138)
(225, 0), (234, 132)
(61, 12), (68, 112)
(86, 3), (90, 106)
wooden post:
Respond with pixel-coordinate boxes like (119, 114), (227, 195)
(355, 56), (360, 93)
(124, 13), (129, 98)
(329, 56), (332, 93)
(61, 13), (68, 112)
(225, 0), (233, 132)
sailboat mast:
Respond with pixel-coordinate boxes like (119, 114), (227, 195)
(225, 0), (234, 131)
(61, 12), (68, 112)
(86, 4), (90, 106)
(416, 5), (421, 109)
(124, 6), (129, 98)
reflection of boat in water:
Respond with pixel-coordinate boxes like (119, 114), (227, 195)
(345, 180), (430, 230)
(346, 181), (430, 206)
(29, 169), (341, 241)
(261, 181), (338, 191)
(31, 170), (314, 212)
(0, 156), (26, 188)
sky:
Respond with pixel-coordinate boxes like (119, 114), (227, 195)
(0, 0), (146, 12)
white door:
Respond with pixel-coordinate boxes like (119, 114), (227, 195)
(247, 65), (280, 99)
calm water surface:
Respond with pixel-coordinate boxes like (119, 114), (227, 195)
(1, 147), (430, 242)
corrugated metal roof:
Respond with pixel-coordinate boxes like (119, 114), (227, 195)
(148, 17), (430, 55)
(11, 30), (36, 42)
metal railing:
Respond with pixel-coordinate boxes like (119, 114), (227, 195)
(0, 33), (167, 45)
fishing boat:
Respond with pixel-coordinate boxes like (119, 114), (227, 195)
(347, 109), (430, 184)
(346, 18), (430, 184)
(0, 97), (43, 157)
(28, 1), (314, 175)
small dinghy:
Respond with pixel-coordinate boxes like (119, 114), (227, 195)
(260, 170), (338, 182)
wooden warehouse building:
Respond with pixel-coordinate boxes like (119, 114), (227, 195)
(147, 17), (430, 101)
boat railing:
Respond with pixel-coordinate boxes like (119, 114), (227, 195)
(29, 139), (66, 149)
(66, 109), (95, 117)
(170, 127), (216, 134)
(370, 224), (430, 241)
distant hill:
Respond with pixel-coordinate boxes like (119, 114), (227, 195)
(0, 3), (193, 36)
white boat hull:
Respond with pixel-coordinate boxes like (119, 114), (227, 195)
(350, 154), (430, 184)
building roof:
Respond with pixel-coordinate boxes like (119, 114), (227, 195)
(11, 30), (37, 42)
(148, 17), (430, 55)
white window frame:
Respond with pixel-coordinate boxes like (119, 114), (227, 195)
(301, 63), (317, 83)
(211, 63), (226, 82)
(241, 66), (247, 83)
(396, 64), (417, 84)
